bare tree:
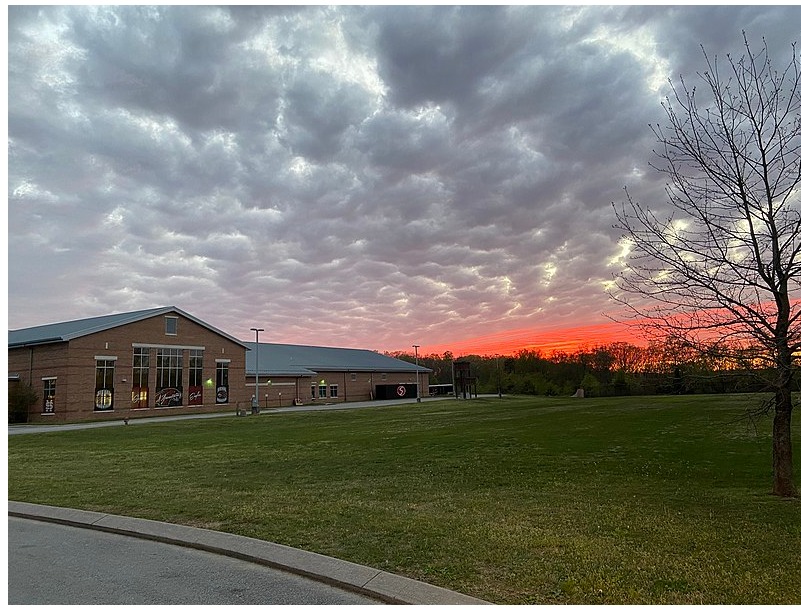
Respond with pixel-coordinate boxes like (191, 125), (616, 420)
(613, 33), (801, 497)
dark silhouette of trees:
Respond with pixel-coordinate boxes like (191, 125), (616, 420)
(613, 34), (800, 497)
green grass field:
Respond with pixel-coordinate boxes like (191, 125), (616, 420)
(8, 394), (800, 604)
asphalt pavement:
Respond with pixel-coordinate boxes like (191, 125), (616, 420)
(9, 517), (377, 605)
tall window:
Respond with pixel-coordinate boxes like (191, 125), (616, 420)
(188, 349), (203, 405)
(319, 383), (327, 398)
(43, 378), (56, 414)
(310, 384), (316, 400)
(330, 384), (338, 398)
(215, 360), (229, 403)
(156, 348), (183, 407)
(95, 359), (115, 411)
(132, 347), (150, 409)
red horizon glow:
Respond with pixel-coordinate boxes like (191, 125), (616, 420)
(415, 320), (649, 358)
(412, 298), (801, 358)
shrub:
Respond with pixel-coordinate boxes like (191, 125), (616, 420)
(9, 382), (37, 423)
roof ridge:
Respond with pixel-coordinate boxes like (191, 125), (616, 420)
(8, 306), (246, 349)
(9, 306), (172, 333)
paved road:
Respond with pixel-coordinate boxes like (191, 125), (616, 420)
(9, 517), (378, 605)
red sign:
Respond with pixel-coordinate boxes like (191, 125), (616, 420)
(396, 385), (407, 397)
(188, 386), (203, 406)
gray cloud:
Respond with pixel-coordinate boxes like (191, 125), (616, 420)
(8, 6), (800, 351)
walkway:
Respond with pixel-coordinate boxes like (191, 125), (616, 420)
(8, 396), (458, 435)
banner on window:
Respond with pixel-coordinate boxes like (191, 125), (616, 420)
(155, 387), (182, 407)
(188, 386), (203, 406)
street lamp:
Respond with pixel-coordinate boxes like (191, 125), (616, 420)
(413, 344), (421, 402)
(496, 354), (503, 398)
(251, 327), (264, 414)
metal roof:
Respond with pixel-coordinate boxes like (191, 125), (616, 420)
(245, 342), (431, 376)
(8, 306), (248, 348)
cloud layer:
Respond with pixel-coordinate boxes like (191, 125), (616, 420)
(8, 6), (800, 352)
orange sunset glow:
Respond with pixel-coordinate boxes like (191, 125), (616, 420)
(420, 320), (649, 358)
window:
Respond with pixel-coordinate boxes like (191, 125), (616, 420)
(381, 373), (387, 380)
(330, 384), (338, 398)
(165, 316), (178, 335)
(350, 373), (356, 381)
(95, 359), (115, 411)
(215, 360), (229, 403)
(156, 348), (183, 407)
(310, 384), (316, 400)
(43, 378), (56, 414)
(132, 347), (149, 409)
(319, 384), (327, 398)
(188, 349), (203, 405)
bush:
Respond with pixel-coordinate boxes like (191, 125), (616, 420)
(9, 382), (38, 423)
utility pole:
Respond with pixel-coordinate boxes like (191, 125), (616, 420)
(250, 327), (264, 414)
(496, 354), (503, 398)
(413, 344), (421, 402)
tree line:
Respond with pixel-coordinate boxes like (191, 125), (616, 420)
(389, 338), (801, 398)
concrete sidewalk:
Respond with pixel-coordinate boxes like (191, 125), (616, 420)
(8, 396), (462, 435)
(8, 501), (490, 605)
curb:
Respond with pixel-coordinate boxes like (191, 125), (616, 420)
(8, 501), (490, 605)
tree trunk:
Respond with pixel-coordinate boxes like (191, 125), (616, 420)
(772, 288), (797, 497)
(773, 385), (797, 498)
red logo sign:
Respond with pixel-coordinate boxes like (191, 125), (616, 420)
(188, 386), (203, 406)
(396, 385), (407, 397)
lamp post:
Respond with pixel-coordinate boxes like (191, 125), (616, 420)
(496, 354), (503, 398)
(413, 344), (421, 402)
(251, 327), (264, 414)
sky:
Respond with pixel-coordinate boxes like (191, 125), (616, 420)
(7, 5), (801, 356)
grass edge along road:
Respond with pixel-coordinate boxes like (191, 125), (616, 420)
(8, 394), (800, 604)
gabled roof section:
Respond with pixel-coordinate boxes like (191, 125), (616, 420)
(245, 342), (431, 376)
(8, 306), (247, 349)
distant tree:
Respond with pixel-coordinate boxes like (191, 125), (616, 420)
(606, 341), (649, 374)
(613, 34), (801, 496)
(580, 372), (602, 397)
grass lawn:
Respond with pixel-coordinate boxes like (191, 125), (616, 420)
(8, 394), (800, 604)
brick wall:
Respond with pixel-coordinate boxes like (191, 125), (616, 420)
(8, 343), (70, 421)
(249, 370), (431, 408)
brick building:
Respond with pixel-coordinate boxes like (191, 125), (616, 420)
(8, 307), (249, 423)
(246, 342), (430, 409)
(8, 306), (430, 423)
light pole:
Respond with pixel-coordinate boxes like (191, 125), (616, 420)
(413, 344), (421, 402)
(251, 327), (264, 414)
(496, 354), (503, 398)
